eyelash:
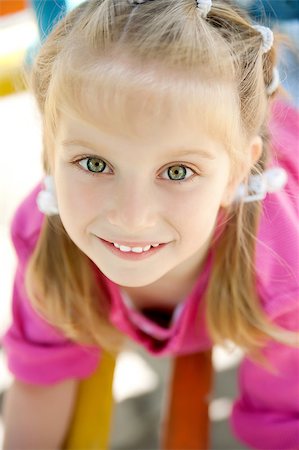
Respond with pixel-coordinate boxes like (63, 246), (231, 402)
(73, 157), (112, 178)
(73, 156), (199, 184)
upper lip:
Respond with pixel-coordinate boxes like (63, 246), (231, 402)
(101, 238), (166, 247)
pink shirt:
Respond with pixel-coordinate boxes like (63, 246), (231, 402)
(2, 99), (299, 449)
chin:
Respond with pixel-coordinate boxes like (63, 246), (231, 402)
(95, 266), (161, 288)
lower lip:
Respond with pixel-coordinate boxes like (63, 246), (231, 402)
(98, 238), (167, 260)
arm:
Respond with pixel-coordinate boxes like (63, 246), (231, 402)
(3, 377), (78, 450)
(1, 186), (100, 447)
(230, 309), (299, 449)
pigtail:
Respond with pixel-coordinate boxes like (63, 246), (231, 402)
(206, 201), (266, 351)
(26, 215), (125, 352)
(205, 193), (298, 365)
(205, 26), (298, 361)
(204, 129), (270, 357)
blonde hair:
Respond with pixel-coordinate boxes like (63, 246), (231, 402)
(26, 0), (297, 359)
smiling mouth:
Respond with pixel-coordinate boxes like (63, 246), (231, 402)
(98, 238), (168, 259)
(106, 240), (161, 253)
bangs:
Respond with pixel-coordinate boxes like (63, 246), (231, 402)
(47, 51), (245, 161)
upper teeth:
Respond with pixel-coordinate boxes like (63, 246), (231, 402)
(113, 243), (160, 253)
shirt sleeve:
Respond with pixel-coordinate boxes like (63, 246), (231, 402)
(230, 99), (299, 449)
(1, 185), (101, 385)
(230, 309), (299, 449)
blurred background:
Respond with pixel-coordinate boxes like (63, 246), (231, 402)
(0, 0), (298, 448)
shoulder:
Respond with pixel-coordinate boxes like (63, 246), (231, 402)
(269, 98), (299, 143)
(255, 99), (299, 319)
(269, 98), (299, 190)
(11, 183), (44, 265)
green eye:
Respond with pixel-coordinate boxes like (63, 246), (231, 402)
(168, 165), (187, 181)
(87, 158), (106, 172)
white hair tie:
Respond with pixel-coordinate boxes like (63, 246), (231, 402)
(252, 24), (274, 54)
(196, 0), (212, 18)
(234, 167), (288, 203)
(36, 176), (59, 215)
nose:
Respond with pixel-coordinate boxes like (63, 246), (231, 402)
(106, 178), (157, 233)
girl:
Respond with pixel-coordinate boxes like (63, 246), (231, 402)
(2, 0), (299, 448)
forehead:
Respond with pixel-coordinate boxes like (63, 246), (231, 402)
(58, 109), (227, 166)
(53, 57), (243, 151)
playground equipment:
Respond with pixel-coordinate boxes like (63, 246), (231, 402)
(0, 0), (27, 16)
(63, 350), (213, 450)
(0, 0), (30, 96)
(0, 0), (68, 96)
(63, 351), (116, 449)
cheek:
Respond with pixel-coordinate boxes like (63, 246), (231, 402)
(54, 167), (106, 233)
(167, 190), (222, 237)
(171, 180), (228, 235)
(176, 180), (226, 214)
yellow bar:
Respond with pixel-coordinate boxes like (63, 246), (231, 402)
(63, 351), (116, 450)
(0, 50), (27, 96)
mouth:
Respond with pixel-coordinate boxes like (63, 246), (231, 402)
(98, 238), (168, 260)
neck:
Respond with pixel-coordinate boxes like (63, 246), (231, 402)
(121, 243), (211, 310)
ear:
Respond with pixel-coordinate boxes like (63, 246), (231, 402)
(220, 135), (263, 208)
(249, 135), (263, 165)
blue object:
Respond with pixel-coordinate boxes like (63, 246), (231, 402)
(30, 0), (67, 42)
(25, 0), (84, 68)
(239, 0), (299, 22)
(237, 0), (299, 107)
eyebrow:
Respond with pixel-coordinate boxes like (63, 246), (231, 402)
(169, 149), (216, 160)
(61, 139), (216, 160)
(62, 140), (97, 150)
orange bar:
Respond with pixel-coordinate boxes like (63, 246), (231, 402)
(0, 0), (27, 16)
(162, 350), (213, 450)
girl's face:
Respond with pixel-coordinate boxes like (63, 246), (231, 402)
(53, 96), (236, 289)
